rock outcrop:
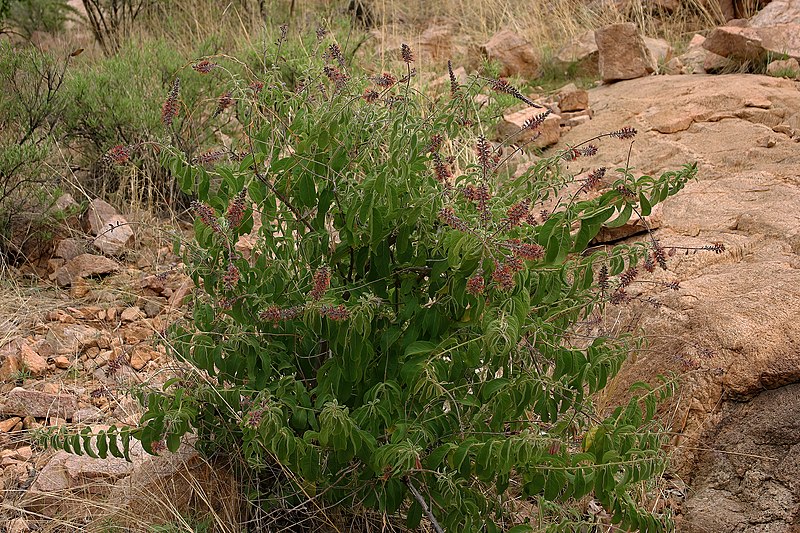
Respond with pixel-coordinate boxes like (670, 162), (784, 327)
(553, 72), (800, 531)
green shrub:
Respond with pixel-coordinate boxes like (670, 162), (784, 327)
(42, 35), (705, 531)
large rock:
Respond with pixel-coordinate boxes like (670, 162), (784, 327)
(86, 199), (134, 256)
(496, 108), (561, 148)
(481, 29), (539, 78)
(52, 253), (119, 287)
(749, 0), (800, 27)
(554, 30), (599, 75)
(0, 388), (77, 419)
(679, 384), (800, 533)
(553, 72), (800, 532)
(703, 24), (800, 62)
(595, 23), (656, 82)
(45, 323), (101, 355)
(643, 36), (673, 67)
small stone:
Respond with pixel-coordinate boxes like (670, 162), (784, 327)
(756, 136), (778, 148)
(54, 356), (71, 369)
(663, 57), (684, 75)
(121, 306), (144, 322)
(18, 343), (47, 377)
(86, 199), (134, 256)
(106, 307), (118, 321)
(72, 406), (104, 424)
(6, 517), (30, 533)
(141, 298), (165, 318)
(54, 238), (85, 261)
(48, 417), (67, 427)
(496, 108), (561, 148)
(129, 346), (153, 371)
(766, 58), (800, 79)
(22, 416), (38, 430)
(14, 446), (33, 461)
(0, 417), (21, 432)
(773, 124), (795, 136)
(556, 83), (589, 112)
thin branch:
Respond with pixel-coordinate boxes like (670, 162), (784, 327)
(404, 478), (444, 533)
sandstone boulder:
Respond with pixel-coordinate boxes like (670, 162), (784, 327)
(54, 237), (85, 261)
(749, 0), (800, 26)
(554, 30), (599, 75)
(703, 24), (800, 62)
(595, 23), (656, 82)
(553, 72), (800, 532)
(481, 30), (539, 78)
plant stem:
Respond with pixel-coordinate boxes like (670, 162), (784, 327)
(404, 477), (444, 533)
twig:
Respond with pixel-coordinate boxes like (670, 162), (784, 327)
(404, 477), (444, 533)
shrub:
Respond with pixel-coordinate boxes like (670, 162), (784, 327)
(0, 40), (74, 260)
(42, 33), (709, 531)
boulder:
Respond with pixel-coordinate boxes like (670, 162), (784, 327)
(417, 24), (454, 62)
(554, 72), (800, 532)
(86, 199), (134, 256)
(481, 29), (539, 78)
(52, 253), (119, 287)
(595, 23), (656, 82)
(554, 30), (599, 75)
(749, 0), (800, 27)
(703, 24), (800, 62)
(495, 108), (561, 148)
(643, 36), (674, 67)
(0, 387), (77, 419)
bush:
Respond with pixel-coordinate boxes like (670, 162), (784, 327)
(0, 40), (74, 261)
(43, 35), (702, 531)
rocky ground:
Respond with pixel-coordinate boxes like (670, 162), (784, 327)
(2, 1), (800, 531)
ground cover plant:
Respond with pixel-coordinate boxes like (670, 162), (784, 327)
(31, 24), (719, 530)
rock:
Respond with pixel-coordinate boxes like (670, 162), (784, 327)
(0, 340), (22, 381)
(0, 417), (21, 432)
(551, 72), (800, 532)
(702, 25), (766, 61)
(72, 406), (104, 424)
(557, 83), (589, 112)
(53, 356), (71, 369)
(767, 58), (800, 78)
(704, 24), (800, 63)
(749, 0), (800, 27)
(595, 23), (656, 82)
(18, 342), (47, 377)
(128, 346), (153, 371)
(554, 29), (599, 75)
(120, 306), (144, 322)
(53, 237), (85, 261)
(663, 56), (683, 75)
(648, 0), (678, 11)
(0, 388), (77, 419)
(140, 297), (165, 318)
(643, 36), (673, 67)
(495, 108), (561, 148)
(481, 29), (539, 78)
(6, 518), (30, 533)
(417, 24), (454, 62)
(594, 205), (663, 243)
(45, 323), (101, 355)
(682, 385), (800, 533)
(86, 198), (134, 256)
(52, 253), (119, 287)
